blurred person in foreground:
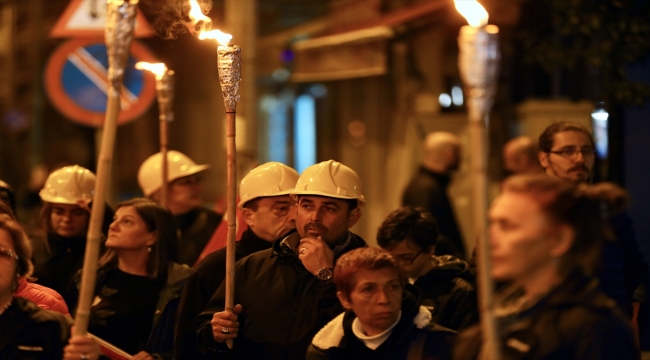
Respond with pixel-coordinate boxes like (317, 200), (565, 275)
(307, 247), (455, 360)
(402, 132), (466, 259)
(31, 165), (113, 300)
(175, 162), (299, 360)
(377, 206), (478, 331)
(538, 121), (648, 319)
(67, 198), (191, 359)
(197, 160), (368, 359)
(138, 150), (222, 266)
(0, 213), (100, 359)
(502, 136), (544, 175)
(454, 174), (638, 360)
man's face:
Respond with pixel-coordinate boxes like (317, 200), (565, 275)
(50, 203), (89, 238)
(539, 131), (595, 184)
(296, 196), (360, 246)
(166, 174), (203, 215)
(337, 267), (403, 336)
(385, 240), (433, 279)
(244, 195), (296, 242)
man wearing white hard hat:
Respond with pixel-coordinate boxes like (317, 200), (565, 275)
(32, 165), (114, 298)
(138, 150), (222, 266)
(197, 159), (368, 359)
(175, 162), (299, 360)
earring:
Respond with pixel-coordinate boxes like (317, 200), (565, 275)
(147, 246), (152, 253)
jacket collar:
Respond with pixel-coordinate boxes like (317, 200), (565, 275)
(419, 167), (452, 188)
(239, 228), (276, 254)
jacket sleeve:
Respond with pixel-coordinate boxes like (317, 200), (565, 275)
(446, 286), (479, 331)
(196, 276), (232, 356)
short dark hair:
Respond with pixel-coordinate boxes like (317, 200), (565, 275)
(98, 198), (178, 280)
(538, 122), (595, 153)
(502, 174), (628, 275)
(333, 247), (403, 298)
(376, 206), (439, 253)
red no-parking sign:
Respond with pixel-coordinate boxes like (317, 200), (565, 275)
(44, 38), (157, 127)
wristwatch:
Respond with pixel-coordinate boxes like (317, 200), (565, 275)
(316, 267), (334, 281)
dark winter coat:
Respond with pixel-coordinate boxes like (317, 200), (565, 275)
(70, 262), (191, 359)
(306, 286), (456, 360)
(402, 167), (466, 259)
(0, 297), (72, 359)
(414, 256), (478, 331)
(175, 227), (275, 360)
(174, 207), (223, 266)
(197, 231), (368, 360)
(453, 271), (639, 360)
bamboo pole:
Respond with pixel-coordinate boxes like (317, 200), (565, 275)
(457, 24), (501, 359)
(73, 0), (137, 336)
(216, 42), (241, 350)
(156, 69), (174, 208)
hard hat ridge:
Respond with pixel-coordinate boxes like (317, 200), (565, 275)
(138, 150), (209, 197)
(238, 162), (299, 208)
(39, 165), (96, 205)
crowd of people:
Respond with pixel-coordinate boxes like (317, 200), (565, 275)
(0, 121), (646, 360)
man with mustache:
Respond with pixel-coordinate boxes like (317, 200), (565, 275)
(537, 122), (648, 320)
(174, 162), (299, 360)
(196, 160), (367, 360)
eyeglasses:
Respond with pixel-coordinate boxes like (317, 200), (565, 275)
(394, 250), (422, 265)
(548, 147), (596, 159)
(0, 246), (18, 261)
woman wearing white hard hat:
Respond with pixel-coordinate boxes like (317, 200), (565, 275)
(31, 165), (114, 298)
(138, 150), (222, 266)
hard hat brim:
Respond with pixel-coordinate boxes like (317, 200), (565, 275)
(237, 189), (295, 209)
(291, 191), (366, 207)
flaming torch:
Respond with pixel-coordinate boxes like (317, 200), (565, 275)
(74, 0), (138, 336)
(455, 1), (501, 358)
(189, 1), (241, 349)
(135, 62), (175, 207)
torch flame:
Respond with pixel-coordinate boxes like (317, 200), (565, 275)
(188, 0), (213, 34)
(454, 0), (489, 27)
(136, 62), (168, 80)
(198, 29), (232, 46)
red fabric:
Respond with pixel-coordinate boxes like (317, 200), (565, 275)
(195, 196), (248, 266)
(15, 278), (70, 316)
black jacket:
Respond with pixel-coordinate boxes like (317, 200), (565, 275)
(414, 256), (478, 331)
(306, 286), (456, 360)
(453, 271), (639, 360)
(402, 167), (466, 259)
(174, 207), (223, 266)
(0, 297), (72, 359)
(175, 228), (275, 360)
(197, 231), (367, 360)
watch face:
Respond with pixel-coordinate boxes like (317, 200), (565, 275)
(318, 268), (333, 280)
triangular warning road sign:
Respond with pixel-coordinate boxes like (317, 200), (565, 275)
(50, 0), (155, 38)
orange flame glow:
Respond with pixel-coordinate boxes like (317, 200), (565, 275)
(454, 0), (489, 27)
(188, 0), (213, 34)
(198, 30), (232, 46)
(135, 62), (168, 79)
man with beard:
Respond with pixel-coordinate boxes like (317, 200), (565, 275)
(402, 132), (466, 259)
(197, 160), (367, 360)
(174, 162), (299, 360)
(538, 121), (649, 319)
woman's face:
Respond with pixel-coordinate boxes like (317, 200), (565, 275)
(0, 229), (18, 296)
(106, 206), (156, 251)
(337, 267), (403, 336)
(488, 191), (560, 282)
(50, 203), (89, 238)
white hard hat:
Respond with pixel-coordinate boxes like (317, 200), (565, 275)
(39, 165), (96, 205)
(238, 162), (299, 208)
(138, 150), (209, 197)
(292, 160), (365, 207)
